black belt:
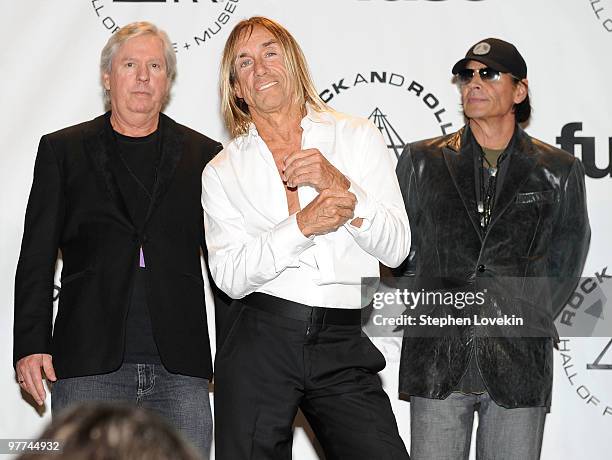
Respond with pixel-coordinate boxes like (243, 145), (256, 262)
(239, 293), (363, 326)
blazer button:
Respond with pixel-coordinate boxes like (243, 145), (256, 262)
(477, 264), (486, 273)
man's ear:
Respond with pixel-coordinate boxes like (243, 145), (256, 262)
(103, 73), (111, 91)
(514, 78), (528, 104)
(234, 82), (243, 99)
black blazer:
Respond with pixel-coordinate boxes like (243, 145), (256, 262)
(395, 125), (590, 408)
(14, 112), (223, 379)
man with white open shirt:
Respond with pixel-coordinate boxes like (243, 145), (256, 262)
(202, 17), (411, 460)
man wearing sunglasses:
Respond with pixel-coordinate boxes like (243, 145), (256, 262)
(395, 38), (590, 459)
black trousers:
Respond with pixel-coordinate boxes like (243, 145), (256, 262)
(214, 294), (409, 460)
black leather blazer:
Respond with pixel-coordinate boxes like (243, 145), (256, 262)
(395, 125), (590, 408)
(14, 112), (222, 379)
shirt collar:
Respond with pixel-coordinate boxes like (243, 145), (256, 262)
(300, 103), (333, 129)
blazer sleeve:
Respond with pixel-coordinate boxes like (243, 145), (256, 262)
(13, 135), (65, 366)
(199, 141), (223, 252)
(549, 158), (591, 318)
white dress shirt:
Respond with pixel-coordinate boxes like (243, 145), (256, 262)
(201, 106), (410, 309)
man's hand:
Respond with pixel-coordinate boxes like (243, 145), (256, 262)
(16, 353), (57, 406)
(296, 189), (356, 237)
(283, 149), (350, 192)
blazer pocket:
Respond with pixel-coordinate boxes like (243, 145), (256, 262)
(60, 268), (92, 286)
(515, 190), (557, 205)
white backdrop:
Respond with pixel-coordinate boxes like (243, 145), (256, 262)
(1, 0), (611, 458)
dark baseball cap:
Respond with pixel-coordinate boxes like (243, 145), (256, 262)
(452, 38), (527, 79)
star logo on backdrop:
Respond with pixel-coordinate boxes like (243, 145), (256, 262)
(368, 108), (406, 159)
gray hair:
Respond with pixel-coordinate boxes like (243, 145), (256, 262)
(100, 21), (177, 109)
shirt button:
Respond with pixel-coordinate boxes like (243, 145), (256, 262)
(477, 264), (486, 273)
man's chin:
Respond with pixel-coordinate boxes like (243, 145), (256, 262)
(252, 98), (292, 115)
(464, 110), (488, 120)
(126, 104), (161, 116)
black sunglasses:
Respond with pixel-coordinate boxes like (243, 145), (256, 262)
(456, 67), (503, 85)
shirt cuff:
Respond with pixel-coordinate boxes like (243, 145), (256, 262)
(270, 213), (315, 272)
(344, 177), (374, 234)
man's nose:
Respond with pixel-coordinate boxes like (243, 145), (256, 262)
(253, 59), (267, 76)
(136, 65), (150, 82)
(466, 71), (483, 88)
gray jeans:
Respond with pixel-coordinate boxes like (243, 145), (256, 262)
(51, 363), (212, 459)
(410, 392), (546, 460)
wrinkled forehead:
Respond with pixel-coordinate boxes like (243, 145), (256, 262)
(115, 33), (164, 60)
(233, 24), (281, 57)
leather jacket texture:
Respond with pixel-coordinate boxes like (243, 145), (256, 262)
(394, 125), (590, 408)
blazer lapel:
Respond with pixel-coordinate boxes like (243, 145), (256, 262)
(442, 128), (483, 241)
(83, 112), (134, 228)
(144, 113), (184, 225)
(488, 127), (538, 229)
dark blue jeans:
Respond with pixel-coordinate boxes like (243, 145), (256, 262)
(410, 392), (546, 460)
(51, 363), (212, 458)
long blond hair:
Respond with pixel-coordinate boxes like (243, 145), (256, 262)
(219, 17), (328, 138)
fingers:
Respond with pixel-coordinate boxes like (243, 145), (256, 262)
(318, 189), (351, 199)
(283, 148), (320, 172)
(322, 198), (355, 212)
(22, 370), (39, 404)
(286, 167), (319, 188)
(42, 355), (57, 382)
(20, 364), (42, 405)
(283, 149), (349, 192)
(283, 150), (322, 182)
(16, 358), (32, 396)
(309, 193), (356, 228)
(350, 217), (364, 228)
(17, 372), (26, 389)
(319, 189), (357, 207)
(324, 206), (354, 220)
(297, 189), (357, 237)
(16, 354), (50, 406)
(30, 363), (47, 406)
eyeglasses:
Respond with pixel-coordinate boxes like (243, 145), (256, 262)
(456, 67), (503, 85)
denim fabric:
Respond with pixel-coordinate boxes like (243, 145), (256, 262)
(410, 392), (546, 460)
(51, 362), (212, 458)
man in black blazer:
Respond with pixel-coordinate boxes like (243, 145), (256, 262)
(395, 39), (590, 459)
(13, 22), (222, 457)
